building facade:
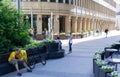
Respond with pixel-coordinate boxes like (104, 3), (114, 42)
(13, 0), (116, 40)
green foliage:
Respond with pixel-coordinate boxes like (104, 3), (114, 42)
(93, 51), (104, 59)
(24, 40), (46, 50)
(0, 0), (31, 53)
(101, 65), (114, 72)
(111, 71), (118, 77)
(24, 44), (37, 50)
(43, 38), (56, 43)
(33, 41), (46, 47)
(96, 59), (106, 67)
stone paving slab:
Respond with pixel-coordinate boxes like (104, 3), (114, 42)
(2, 30), (120, 77)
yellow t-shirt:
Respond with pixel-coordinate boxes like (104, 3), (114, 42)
(8, 50), (28, 62)
(21, 50), (28, 62)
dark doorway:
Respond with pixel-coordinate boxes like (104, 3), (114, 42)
(42, 15), (50, 34)
(59, 16), (65, 33)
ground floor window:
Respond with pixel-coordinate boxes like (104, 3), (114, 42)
(30, 0), (38, 1)
(42, 15), (50, 34)
(58, 0), (63, 3)
(65, 0), (69, 4)
(59, 16), (65, 33)
(70, 0), (73, 4)
(41, 0), (47, 2)
(50, 0), (56, 2)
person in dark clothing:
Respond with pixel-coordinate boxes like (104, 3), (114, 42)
(105, 28), (109, 38)
(56, 37), (62, 50)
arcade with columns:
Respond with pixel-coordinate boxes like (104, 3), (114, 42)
(15, 0), (116, 40)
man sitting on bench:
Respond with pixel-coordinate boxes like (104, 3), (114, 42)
(8, 48), (32, 76)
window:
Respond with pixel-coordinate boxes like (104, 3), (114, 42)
(22, 0), (28, 1)
(41, 0), (47, 2)
(70, 0), (73, 4)
(50, 0), (56, 2)
(65, 0), (69, 4)
(58, 0), (63, 3)
(30, 0), (38, 1)
(12, 0), (16, 2)
(59, 16), (65, 33)
(42, 15), (50, 33)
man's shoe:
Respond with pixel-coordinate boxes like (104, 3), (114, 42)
(27, 69), (32, 72)
(17, 72), (22, 76)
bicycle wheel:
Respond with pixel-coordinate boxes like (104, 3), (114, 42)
(29, 61), (35, 69)
(41, 59), (46, 65)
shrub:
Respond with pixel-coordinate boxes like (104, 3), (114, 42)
(96, 59), (106, 67)
(111, 71), (118, 77)
(0, 0), (31, 53)
(101, 65), (114, 72)
(93, 51), (104, 59)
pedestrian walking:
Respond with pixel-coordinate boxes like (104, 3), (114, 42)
(68, 33), (73, 53)
(105, 28), (109, 38)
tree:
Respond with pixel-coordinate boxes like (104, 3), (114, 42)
(0, 0), (31, 53)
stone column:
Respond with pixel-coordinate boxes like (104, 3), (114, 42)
(48, 0), (50, 2)
(93, 19), (97, 35)
(72, 17), (76, 33)
(75, 17), (78, 33)
(63, 0), (65, 3)
(83, 18), (87, 31)
(56, 0), (58, 2)
(96, 19), (99, 31)
(54, 15), (59, 35)
(77, 17), (80, 32)
(82, 18), (85, 31)
(90, 19), (93, 31)
(65, 16), (71, 34)
(86, 18), (88, 31)
(36, 14), (42, 35)
(87, 18), (91, 31)
(80, 18), (83, 32)
(36, 14), (42, 40)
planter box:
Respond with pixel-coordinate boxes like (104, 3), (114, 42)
(94, 60), (100, 77)
(47, 49), (65, 59)
(0, 63), (11, 76)
(27, 46), (47, 65)
(93, 59), (96, 73)
(100, 51), (105, 60)
(46, 42), (59, 52)
(106, 73), (112, 77)
(99, 68), (112, 77)
(0, 53), (10, 64)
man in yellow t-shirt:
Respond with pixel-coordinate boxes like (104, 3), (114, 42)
(8, 48), (32, 76)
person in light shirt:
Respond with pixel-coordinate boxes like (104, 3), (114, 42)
(68, 33), (73, 53)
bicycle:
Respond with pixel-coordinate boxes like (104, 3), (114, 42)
(28, 54), (46, 69)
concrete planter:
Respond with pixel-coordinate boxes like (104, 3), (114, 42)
(94, 60), (100, 77)
(99, 68), (112, 77)
(106, 73), (112, 77)
(93, 59), (96, 73)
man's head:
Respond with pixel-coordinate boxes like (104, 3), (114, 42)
(16, 48), (21, 54)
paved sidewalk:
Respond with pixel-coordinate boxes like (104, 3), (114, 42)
(2, 30), (120, 77)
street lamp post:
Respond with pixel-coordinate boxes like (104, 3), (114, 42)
(16, 0), (20, 26)
(75, 0), (78, 38)
(31, 7), (33, 29)
(17, 0), (20, 11)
